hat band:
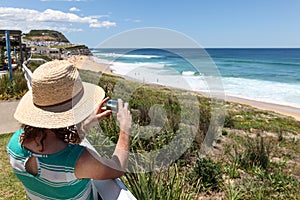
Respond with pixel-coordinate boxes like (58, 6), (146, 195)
(34, 88), (84, 113)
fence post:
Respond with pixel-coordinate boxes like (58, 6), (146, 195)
(5, 30), (13, 81)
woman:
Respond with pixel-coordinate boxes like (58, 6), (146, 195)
(6, 60), (132, 199)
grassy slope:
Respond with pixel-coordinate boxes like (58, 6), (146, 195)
(84, 71), (300, 199)
(1, 70), (299, 199)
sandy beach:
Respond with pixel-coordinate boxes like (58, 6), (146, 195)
(67, 55), (117, 76)
(67, 55), (300, 122)
(226, 95), (300, 121)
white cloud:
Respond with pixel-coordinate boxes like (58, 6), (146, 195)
(0, 7), (116, 33)
(125, 18), (142, 23)
(90, 21), (116, 28)
(69, 7), (80, 12)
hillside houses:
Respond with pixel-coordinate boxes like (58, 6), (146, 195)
(30, 44), (92, 59)
(23, 30), (92, 59)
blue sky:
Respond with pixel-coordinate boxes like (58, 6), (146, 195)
(1, 0), (300, 47)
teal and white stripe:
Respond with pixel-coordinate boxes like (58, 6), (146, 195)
(7, 130), (94, 200)
(25, 181), (93, 200)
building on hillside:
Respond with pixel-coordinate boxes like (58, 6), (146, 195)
(31, 46), (61, 60)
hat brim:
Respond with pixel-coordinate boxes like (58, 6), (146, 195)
(14, 82), (105, 129)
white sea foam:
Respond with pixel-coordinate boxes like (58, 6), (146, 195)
(110, 61), (166, 76)
(93, 58), (300, 109)
(109, 61), (212, 95)
(94, 53), (162, 59)
(181, 71), (196, 76)
(222, 77), (300, 108)
(114, 63), (300, 108)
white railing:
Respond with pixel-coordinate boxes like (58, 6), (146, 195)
(21, 56), (47, 90)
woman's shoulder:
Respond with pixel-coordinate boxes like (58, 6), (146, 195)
(7, 129), (24, 148)
(6, 129), (29, 158)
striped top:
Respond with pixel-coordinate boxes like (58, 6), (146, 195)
(6, 130), (94, 200)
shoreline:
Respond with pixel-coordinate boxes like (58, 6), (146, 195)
(225, 95), (300, 121)
(71, 55), (300, 122)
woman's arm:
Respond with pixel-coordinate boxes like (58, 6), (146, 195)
(75, 99), (132, 180)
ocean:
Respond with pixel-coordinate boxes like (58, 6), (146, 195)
(91, 48), (300, 109)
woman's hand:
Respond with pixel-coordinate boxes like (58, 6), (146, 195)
(94, 97), (112, 121)
(81, 97), (112, 130)
(117, 99), (132, 134)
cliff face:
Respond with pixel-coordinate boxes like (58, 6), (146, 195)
(62, 45), (92, 56)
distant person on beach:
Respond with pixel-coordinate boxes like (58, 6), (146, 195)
(6, 60), (132, 199)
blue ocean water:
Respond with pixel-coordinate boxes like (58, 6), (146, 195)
(91, 48), (300, 108)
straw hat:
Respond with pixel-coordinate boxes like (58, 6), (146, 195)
(14, 60), (105, 128)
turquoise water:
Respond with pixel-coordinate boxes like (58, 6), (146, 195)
(91, 48), (300, 108)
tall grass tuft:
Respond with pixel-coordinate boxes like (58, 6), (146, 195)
(0, 71), (28, 100)
(241, 135), (271, 170)
(122, 164), (197, 200)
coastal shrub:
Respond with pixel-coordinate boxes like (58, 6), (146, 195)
(96, 73), (225, 166)
(80, 70), (300, 199)
(225, 135), (271, 171)
(0, 71), (28, 100)
(122, 164), (197, 200)
(188, 157), (223, 192)
(97, 74), (120, 97)
(240, 136), (271, 170)
(194, 101), (211, 149)
(224, 111), (235, 128)
(129, 85), (181, 133)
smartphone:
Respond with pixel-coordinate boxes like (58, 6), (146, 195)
(106, 100), (118, 113)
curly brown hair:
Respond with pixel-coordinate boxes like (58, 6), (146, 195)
(20, 125), (82, 148)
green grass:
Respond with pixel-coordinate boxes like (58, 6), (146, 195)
(1, 70), (299, 199)
(0, 133), (27, 200)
